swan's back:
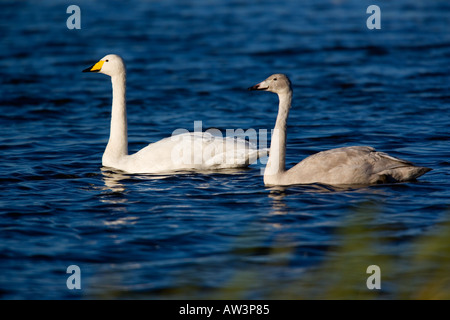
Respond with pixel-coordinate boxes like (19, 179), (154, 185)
(280, 146), (431, 186)
(118, 132), (266, 174)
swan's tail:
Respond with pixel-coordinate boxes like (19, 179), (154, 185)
(244, 147), (269, 166)
(258, 148), (269, 159)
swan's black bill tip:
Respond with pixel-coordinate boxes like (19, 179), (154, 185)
(83, 66), (99, 73)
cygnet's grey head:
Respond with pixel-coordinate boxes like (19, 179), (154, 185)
(248, 74), (292, 95)
(83, 54), (126, 77)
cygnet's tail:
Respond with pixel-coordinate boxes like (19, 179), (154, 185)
(372, 166), (432, 184)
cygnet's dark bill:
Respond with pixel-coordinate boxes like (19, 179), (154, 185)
(248, 83), (268, 91)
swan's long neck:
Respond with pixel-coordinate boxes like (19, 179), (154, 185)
(103, 72), (128, 165)
(264, 90), (292, 184)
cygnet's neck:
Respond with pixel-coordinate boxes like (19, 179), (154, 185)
(264, 90), (292, 185)
(103, 72), (128, 166)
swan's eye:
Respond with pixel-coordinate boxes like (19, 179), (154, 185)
(105, 60), (109, 62)
(273, 78), (277, 81)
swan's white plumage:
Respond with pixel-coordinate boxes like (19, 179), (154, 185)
(83, 54), (265, 174)
(249, 74), (432, 186)
(114, 132), (265, 174)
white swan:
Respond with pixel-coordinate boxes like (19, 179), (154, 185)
(83, 54), (265, 174)
(249, 74), (432, 186)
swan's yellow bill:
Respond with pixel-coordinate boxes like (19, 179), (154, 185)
(83, 60), (104, 73)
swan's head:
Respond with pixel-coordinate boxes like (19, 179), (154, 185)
(248, 74), (292, 95)
(83, 54), (125, 77)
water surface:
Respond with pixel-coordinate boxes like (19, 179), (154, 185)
(0, 0), (449, 299)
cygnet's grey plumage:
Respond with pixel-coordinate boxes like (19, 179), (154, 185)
(249, 74), (432, 186)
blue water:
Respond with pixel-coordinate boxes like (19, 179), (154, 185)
(0, 0), (449, 299)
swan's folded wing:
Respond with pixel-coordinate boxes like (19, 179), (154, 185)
(127, 132), (266, 173)
(204, 135), (266, 167)
(286, 146), (430, 185)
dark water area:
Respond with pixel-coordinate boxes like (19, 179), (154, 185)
(0, 0), (449, 299)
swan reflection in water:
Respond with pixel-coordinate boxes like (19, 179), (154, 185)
(100, 167), (176, 193)
(100, 166), (254, 193)
(267, 182), (391, 216)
